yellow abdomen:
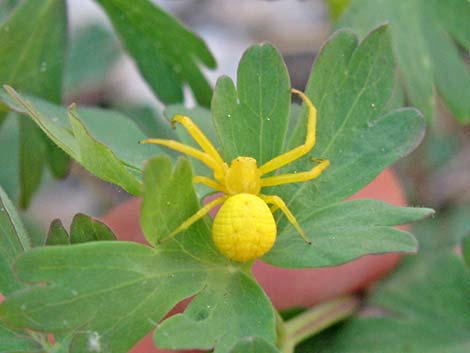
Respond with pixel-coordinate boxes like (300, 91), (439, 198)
(212, 193), (277, 262)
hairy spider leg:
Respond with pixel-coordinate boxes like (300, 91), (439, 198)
(139, 138), (225, 178)
(259, 194), (311, 244)
(259, 88), (318, 176)
(261, 158), (330, 187)
(158, 195), (228, 243)
(171, 114), (226, 167)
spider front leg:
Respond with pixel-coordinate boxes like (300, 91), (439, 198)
(261, 158), (330, 187)
(158, 195), (228, 243)
(259, 194), (311, 244)
(259, 89), (318, 176)
(171, 114), (226, 167)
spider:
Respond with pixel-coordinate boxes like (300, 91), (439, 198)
(140, 89), (330, 262)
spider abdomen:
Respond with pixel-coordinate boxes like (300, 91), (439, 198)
(212, 193), (276, 262)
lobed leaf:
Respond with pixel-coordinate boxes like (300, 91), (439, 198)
(263, 200), (431, 267)
(305, 252), (470, 352)
(273, 26), (425, 217)
(0, 87), (160, 195)
(0, 0), (69, 207)
(336, 0), (470, 123)
(1, 157), (276, 353)
(68, 106), (142, 195)
(0, 242), (207, 353)
(95, 0), (216, 106)
(212, 43), (291, 165)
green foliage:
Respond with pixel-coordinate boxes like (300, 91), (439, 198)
(0, 0), (69, 208)
(0, 186), (30, 295)
(0, 157), (276, 353)
(303, 252), (470, 352)
(0, 87), (160, 195)
(95, 0), (216, 106)
(263, 200), (431, 268)
(336, 0), (470, 124)
(45, 214), (117, 246)
(0, 116), (20, 200)
(64, 23), (120, 96)
(213, 43), (291, 165)
(0, 23), (434, 352)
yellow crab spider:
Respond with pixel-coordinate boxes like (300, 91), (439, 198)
(140, 89), (330, 262)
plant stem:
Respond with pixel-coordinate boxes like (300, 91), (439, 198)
(279, 295), (360, 352)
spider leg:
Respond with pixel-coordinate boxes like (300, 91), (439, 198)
(158, 195), (228, 243)
(193, 176), (225, 192)
(139, 138), (225, 177)
(171, 114), (226, 166)
(259, 89), (318, 176)
(259, 194), (311, 244)
(261, 158), (330, 187)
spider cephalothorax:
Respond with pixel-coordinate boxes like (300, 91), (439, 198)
(140, 89), (329, 262)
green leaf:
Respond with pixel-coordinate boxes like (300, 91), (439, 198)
(263, 200), (431, 268)
(0, 0), (69, 207)
(95, 0), (216, 106)
(68, 106), (142, 195)
(69, 213), (116, 243)
(0, 116), (20, 200)
(212, 43), (291, 164)
(64, 23), (120, 96)
(306, 252), (470, 352)
(154, 270), (275, 352)
(0, 242), (207, 353)
(274, 26), (424, 215)
(0, 186), (30, 296)
(0, 324), (41, 353)
(45, 219), (69, 246)
(142, 157), (275, 352)
(230, 337), (280, 353)
(1, 157), (276, 353)
(0, 87), (160, 195)
(140, 156), (203, 246)
(18, 118), (47, 208)
(45, 214), (116, 246)
(337, 0), (470, 123)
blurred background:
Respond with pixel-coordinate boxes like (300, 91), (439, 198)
(0, 0), (468, 248)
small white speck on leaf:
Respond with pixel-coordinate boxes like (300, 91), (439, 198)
(88, 331), (101, 352)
